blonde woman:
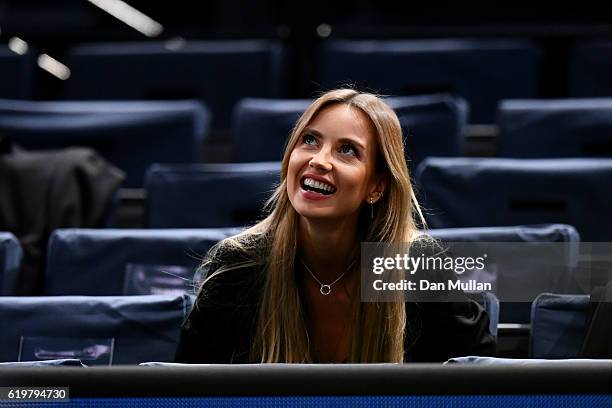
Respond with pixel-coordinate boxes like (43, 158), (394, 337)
(175, 89), (494, 363)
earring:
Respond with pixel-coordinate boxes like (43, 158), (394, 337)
(370, 197), (374, 220)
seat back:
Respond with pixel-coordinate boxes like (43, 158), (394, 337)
(0, 99), (209, 187)
(0, 295), (192, 365)
(320, 39), (540, 123)
(416, 158), (612, 241)
(0, 47), (32, 98)
(498, 99), (612, 158)
(530, 293), (590, 359)
(63, 41), (287, 130)
(429, 225), (580, 323)
(0, 232), (22, 295)
(569, 40), (612, 98)
(46, 228), (239, 295)
(145, 162), (280, 228)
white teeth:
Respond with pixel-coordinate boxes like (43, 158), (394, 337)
(304, 177), (335, 193)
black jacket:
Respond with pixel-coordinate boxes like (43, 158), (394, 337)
(175, 248), (496, 363)
(0, 147), (124, 294)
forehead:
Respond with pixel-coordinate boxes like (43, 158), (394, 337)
(307, 103), (376, 146)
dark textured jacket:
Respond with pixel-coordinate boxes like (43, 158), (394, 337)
(0, 147), (124, 294)
(175, 247), (496, 363)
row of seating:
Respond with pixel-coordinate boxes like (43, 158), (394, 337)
(6, 96), (612, 187)
(0, 94), (465, 186)
(142, 158), (612, 243)
(0, 291), (589, 365)
(0, 224), (586, 324)
(5, 38), (612, 124)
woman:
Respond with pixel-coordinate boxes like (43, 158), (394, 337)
(175, 89), (495, 363)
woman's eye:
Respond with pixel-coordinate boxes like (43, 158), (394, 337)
(340, 144), (357, 156)
(302, 134), (317, 145)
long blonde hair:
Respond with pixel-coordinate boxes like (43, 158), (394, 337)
(200, 89), (425, 363)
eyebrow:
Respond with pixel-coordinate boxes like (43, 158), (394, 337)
(303, 128), (366, 151)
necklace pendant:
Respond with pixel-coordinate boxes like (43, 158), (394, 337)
(320, 285), (332, 295)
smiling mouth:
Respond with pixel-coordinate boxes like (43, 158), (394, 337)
(301, 177), (337, 196)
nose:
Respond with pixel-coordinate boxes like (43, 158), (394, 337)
(309, 147), (333, 172)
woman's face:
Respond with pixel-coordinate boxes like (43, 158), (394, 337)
(287, 103), (384, 223)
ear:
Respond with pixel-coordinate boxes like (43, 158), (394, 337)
(367, 174), (387, 204)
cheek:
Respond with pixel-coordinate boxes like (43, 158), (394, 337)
(286, 151), (302, 191)
(343, 167), (370, 195)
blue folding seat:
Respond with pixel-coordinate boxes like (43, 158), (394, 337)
(319, 39), (541, 123)
(498, 99), (612, 158)
(0, 99), (209, 187)
(145, 162), (280, 228)
(231, 98), (310, 162)
(530, 293), (589, 359)
(0, 46), (32, 98)
(232, 95), (467, 168)
(46, 228), (239, 296)
(429, 225), (580, 323)
(0, 295), (191, 365)
(0, 232), (22, 295)
(569, 40), (612, 98)
(63, 40), (287, 131)
(416, 158), (612, 241)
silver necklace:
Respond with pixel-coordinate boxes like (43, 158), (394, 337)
(300, 257), (357, 296)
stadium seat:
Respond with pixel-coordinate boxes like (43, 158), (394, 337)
(231, 98), (310, 162)
(319, 39), (541, 123)
(0, 46), (32, 99)
(530, 293), (590, 359)
(0, 295), (192, 365)
(145, 162), (280, 228)
(63, 40), (287, 131)
(231, 94), (467, 168)
(0, 232), (22, 296)
(569, 40), (612, 98)
(429, 225), (580, 323)
(0, 99), (210, 187)
(498, 99), (612, 158)
(46, 228), (239, 296)
(416, 158), (612, 241)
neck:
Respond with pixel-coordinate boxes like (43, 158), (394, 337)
(298, 215), (359, 282)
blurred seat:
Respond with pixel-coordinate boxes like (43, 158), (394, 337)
(0, 295), (191, 365)
(498, 99), (612, 158)
(63, 40), (287, 132)
(416, 158), (612, 241)
(430, 224), (580, 323)
(231, 98), (310, 162)
(0, 99), (210, 187)
(0, 46), (32, 99)
(232, 95), (467, 168)
(530, 293), (589, 359)
(145, 162), (280, 228)
(319, 39), (541, 123)
(0, 232), (22, 296)
(569, 40), (612, 98)
(46, 228), (239, 296)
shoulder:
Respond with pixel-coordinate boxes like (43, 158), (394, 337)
(195, 237), (267, 308)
